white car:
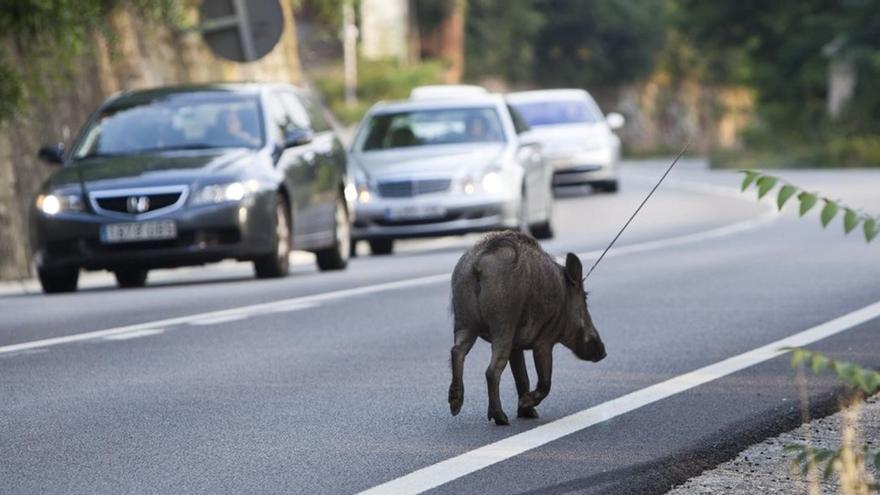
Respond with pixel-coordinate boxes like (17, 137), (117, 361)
(507, 89), (624, 192)
(348, 93), (554, 255)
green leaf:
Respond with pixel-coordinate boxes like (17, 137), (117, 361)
(740, 170), (760, 191)
(777, 185), (797, 210)
(798, 192), (818, 216)
(756, 176), (778, 199)
(874, 450), (880, 472)
(823, 451), (840, 479)
(864, 218), (879, 243)
(843, 208), (860, 234)
(810, 353), (829, 375)
(784, 444), (805, 453)
(820, 200), (839, 228)
(791, 348), (807, 367)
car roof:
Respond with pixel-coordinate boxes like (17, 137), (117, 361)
(506, 89), (594, 104)
(409, 84), (489, 100)
(369, 93), (508, 115)
(104, 82), (298, 108)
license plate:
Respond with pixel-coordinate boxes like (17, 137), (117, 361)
(101, 221), (177, 243)
(385, 204), (446, 221)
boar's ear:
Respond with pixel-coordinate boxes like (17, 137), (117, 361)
(564, 253), (583, 286)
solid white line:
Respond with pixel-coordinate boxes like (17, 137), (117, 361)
(101, 328), (165, 340)
(359, 299), (880, 495)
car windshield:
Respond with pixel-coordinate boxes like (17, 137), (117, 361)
(360, 107), (505, 151)
(73, 93), (264, 158)
(512, 100), (601, 127)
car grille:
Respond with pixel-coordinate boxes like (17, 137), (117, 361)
(89, 186), (188, 218)
(377, 179), (451, 198)
(95, 193), (182, 214)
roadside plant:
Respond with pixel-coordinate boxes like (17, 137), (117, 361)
(739, 170), (879, 243)
(740, 170), (880, 493)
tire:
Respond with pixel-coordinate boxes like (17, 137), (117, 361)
(38, 267), (79, 294)
(594, 180), (619, 193)
(369, 238), (394, 256)
(254, 195), (291, 279)
(114, 268), (148, 288)
(315, 197), (351, 271)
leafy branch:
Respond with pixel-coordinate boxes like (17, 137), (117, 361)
(740, 170), (879, 243)
(784, 443), (879, 489)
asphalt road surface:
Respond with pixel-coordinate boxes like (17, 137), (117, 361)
(2, 159), (879, 494)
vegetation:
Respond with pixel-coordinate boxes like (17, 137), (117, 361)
(0, 0), (181, 123)
(739, 170), (879, 242)
(311, 58), (446, 125)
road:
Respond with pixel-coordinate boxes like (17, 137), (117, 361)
(1, 159), (878, 494)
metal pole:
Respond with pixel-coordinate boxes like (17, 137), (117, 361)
(343, 1), (358, 106)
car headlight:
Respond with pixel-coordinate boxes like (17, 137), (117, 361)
(356, 183), (372, 203)
(192, 180), (258, 205)
(480, 171), (504, 195)
(36, 193), (82, 215)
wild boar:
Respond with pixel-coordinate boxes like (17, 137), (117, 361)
(448, 231), (606, 425)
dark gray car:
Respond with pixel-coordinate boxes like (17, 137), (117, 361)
(31, 83), (352, 293)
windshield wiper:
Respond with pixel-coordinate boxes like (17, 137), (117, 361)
(135, 143), (229, 153)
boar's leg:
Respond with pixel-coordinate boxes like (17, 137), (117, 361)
(448, 327), (477, 416)
(519, 345), (553, 410)
(510, 349), (539, 419)
(486, 338), (513, 426)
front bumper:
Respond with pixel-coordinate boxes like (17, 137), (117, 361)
(547, 148), (618, 186)
(32, 196), (276, 271)
(352, 195), (519, 240)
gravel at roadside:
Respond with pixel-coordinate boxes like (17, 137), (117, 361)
(667, 395), (880, 494)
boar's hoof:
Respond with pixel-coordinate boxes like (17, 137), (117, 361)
(448, 386), (463, 416)
(517, 406), (539, 419)
(487, 408), (510, 426)
(518, 392), (541, 409)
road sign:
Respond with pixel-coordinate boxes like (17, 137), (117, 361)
(199, 0), (284, 63)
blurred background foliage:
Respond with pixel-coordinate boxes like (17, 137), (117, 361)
(2, 0), (880, 165)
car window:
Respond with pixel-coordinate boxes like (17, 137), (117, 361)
(507, 105), (530, 134)
(360, 107), (506, 151)
(298, 93), (331, 133)
(512, 99), (602, 127)
(265, 93), (289, 144)
(73, 93), (264, 158)
(278, 92), (311, 130)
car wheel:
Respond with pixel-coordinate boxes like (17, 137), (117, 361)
(369, 239), (394, 256)
(38, 267), (79, 294)
(315, 197), (350, 271)
(254, 196), (291, 279)
(114, 268), (148, 288)
(595, 180), (619, 193)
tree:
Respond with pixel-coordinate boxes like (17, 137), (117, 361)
(464, 0), (545, 83)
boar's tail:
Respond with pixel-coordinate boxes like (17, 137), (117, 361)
(471, 236), (521, 281)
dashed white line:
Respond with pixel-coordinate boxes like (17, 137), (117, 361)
(102, 328), (165, 340)
(358, 299), (880, 495)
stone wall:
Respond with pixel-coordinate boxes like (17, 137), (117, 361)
(0, 4), (303, 280)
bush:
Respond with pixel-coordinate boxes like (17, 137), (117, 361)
(312, 59), (447, 126)
(711, 135), (880, 169)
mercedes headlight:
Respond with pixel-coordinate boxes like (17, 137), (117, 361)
(192, 180), (259, 205)
(480, 171), (504, 195)
(36, 193), (82, 215)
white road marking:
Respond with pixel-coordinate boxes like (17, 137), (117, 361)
(359, 299), (880, 495)
(101, 328), (165, 340)
(0, 274), (448, 355)
(0, 175), (777, 356)
(189, 314), (251, 326)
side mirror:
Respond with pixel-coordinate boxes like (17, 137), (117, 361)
(38, 143), (65, 165)
(606, 112), (625, 131)
(284, 128), (314, 148)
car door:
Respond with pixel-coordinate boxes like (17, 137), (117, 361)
(294, 91), (343, 242)
(508, 104), (547, 223)
(266, 91), (316, 248)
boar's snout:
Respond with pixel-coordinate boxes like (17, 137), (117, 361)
(575, 332), (606, 362)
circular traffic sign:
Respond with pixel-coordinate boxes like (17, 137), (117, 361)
(199, 0), (284, 63)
